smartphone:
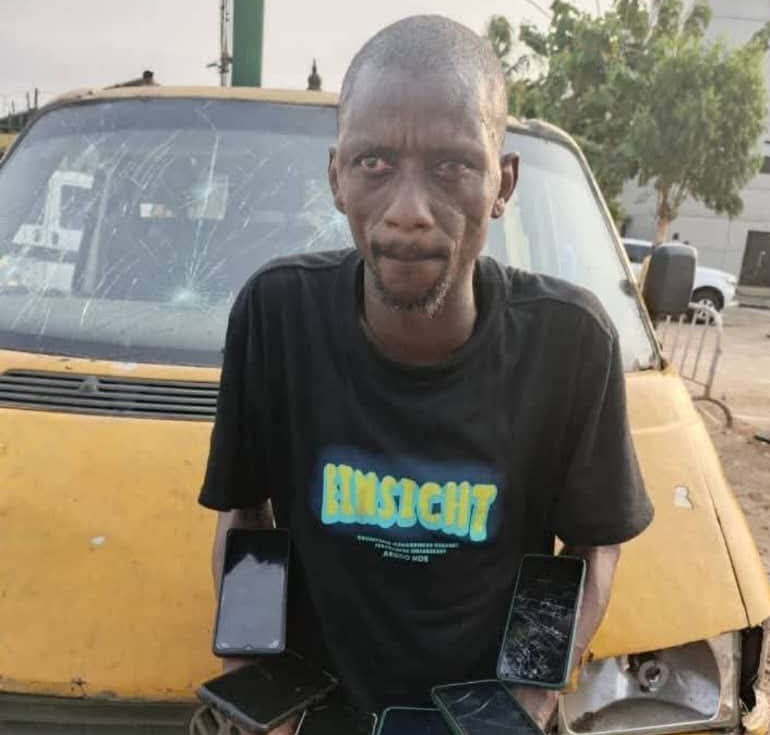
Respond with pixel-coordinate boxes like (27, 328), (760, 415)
(213, 527), (289, 656)
(376, 707), (453, 735)
(431, 680), (543, 735)
(496, 554), (586, 689)
(196, 650), (337, 733)
(297, 701), (377, 735)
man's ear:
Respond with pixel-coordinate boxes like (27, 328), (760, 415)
(491, 153), (519, 219)
(328, 146), (346, 214)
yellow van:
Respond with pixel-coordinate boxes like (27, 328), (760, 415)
(0, 86), (767, 735)
(0, 132), (15, 159)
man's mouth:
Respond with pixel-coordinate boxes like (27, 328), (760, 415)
(372, 242), (448, 263)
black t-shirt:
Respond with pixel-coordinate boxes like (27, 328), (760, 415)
(199, 249), (653, 712)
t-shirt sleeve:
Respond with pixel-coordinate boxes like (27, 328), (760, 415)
(552, 321), (654, 547)
(198, 280), (270, 511)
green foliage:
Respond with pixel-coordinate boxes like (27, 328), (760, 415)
(487, 1), (769, 237)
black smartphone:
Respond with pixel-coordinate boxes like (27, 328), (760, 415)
(496, 554), (586, 689)
(196, 650), (337, 733)
(431, 680), (543, 735)
(376, 707), (453, 735)
(213, 527), (289, 656)
(297, 701), (377, 735)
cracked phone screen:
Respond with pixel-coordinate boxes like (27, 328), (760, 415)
(434, 681), (542, 735)
(377, 708), (452, 735)
(497, 555), (584, 686)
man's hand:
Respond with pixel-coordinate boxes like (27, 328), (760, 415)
(511, 686), (559, 731)
(509, 545), (622, 733)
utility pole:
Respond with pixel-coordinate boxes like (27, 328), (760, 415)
(207, 0), (233, 86)
(219, 0), (231, 86)
(231, 0), (264, 87)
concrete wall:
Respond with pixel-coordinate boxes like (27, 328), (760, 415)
(621, 0), (770, 280)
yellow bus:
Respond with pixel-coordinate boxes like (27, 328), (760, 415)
(0, 86), (767, 735)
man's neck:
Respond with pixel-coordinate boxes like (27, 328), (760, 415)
(360, 266), (478, 365)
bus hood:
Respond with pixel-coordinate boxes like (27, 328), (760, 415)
(0, 353), (767, 700)
(590, 366), (770, 659)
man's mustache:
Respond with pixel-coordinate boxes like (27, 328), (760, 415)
(371, 241), (450, 262)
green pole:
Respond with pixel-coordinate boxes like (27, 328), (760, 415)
(231, 0), (264, 87)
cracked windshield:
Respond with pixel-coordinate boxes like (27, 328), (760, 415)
(0, 98), (653, 367)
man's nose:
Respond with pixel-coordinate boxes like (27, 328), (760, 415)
(382, 167), (434, 233)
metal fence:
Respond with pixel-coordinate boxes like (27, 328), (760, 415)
(656, 303), (733, 426)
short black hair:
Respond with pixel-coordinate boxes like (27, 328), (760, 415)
(339, 15), (509, 146)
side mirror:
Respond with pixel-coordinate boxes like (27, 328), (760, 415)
(642, 243), (696, 319)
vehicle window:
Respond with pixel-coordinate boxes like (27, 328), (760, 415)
(623, 243), (650, 264)
(0, 99), (656, 369)
(488, 136), (656, 369)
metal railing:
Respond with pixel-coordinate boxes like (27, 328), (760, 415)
(656, 303), (733, 426)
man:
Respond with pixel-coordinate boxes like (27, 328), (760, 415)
(199, 15), (653, 733)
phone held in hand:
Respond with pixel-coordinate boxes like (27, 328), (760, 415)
(376, 707), (453, 735)
(496, 554), (586, 689)
(196, 650), (337, 733)
(431, 680), (543, 735)
(213, 527), (290, 656)
(296, 700), (377, 735)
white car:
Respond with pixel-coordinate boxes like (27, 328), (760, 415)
(622, 238), (738, 311)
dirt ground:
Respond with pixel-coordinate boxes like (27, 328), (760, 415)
(695, 306), (770, 575)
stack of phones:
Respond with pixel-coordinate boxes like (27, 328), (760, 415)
(376, 554), (586, 735)
(198, 529), (377, 733)
(197, 650), (338, 732)
(198, 534), (584, 735)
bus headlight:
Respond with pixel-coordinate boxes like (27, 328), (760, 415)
(559, 632), (740, 735)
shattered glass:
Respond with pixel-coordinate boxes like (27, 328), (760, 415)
(497, 557), (583, 686)
(0, 98), (656, 368)
(0, 99), (349, 365)
(434, 681), (542, 735)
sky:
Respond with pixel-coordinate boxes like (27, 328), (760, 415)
(1, 0), (609, 115)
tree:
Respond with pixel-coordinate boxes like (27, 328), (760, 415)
(488, 0), (770, 240)
(633, 19), (769, 242)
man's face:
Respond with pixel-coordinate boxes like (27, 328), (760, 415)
(330, 67), (516, 315)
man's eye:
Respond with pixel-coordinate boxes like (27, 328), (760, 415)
(358, 156), (392, 174)
(435, 160), (469, 179)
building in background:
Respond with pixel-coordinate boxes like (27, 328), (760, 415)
(621, 0), (770, 296)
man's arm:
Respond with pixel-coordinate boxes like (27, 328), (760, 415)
(513, 544), (621, 730)
(566, 543), (621, 662)
(211, 502), (298, 735)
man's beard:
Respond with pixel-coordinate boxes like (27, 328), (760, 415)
(369, 242), (454, 318)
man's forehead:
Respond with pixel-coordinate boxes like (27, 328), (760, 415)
(339, 66), (498, 144)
